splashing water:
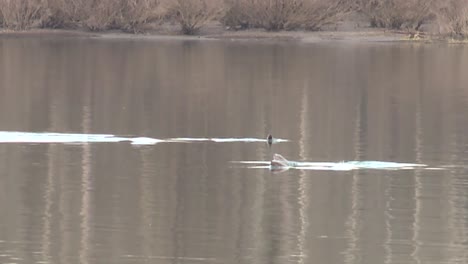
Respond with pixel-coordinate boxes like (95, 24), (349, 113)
(232, 154), (443, 172)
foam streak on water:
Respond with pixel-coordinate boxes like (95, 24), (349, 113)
(0, 131), (287, 145)
(233, 160), (439, 171)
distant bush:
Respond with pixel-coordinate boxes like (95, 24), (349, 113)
(1, 0), (467, 38)
(119, 0), (163, 33)
(222, 0), (303, 31)
(167, 0), (223, 35)
(86, 0), (162, 32)
(301, 0), (352, 31)
(81, 0), (123, 31)
(0, 0), (47, 30)
(358, 0), (468, 37)
(37, 0), (162, 32)
(223, 0), (351, 31)
(359, 0), (435, 30)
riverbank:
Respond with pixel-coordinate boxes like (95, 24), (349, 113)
(0, 28), (429, 43)
(0, 23), (465, 44)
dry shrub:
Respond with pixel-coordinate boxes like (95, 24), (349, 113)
(119, 0), (163, 33)
(223, 0), (304, 30)
(0, 6), (3, 26)
(81, 0), (122, 31)
(299, 0), (352, 31)
(0, 0), (48, 29)
(359, 0), (435, 30)
(223, 0), (351, 31)
(167, 0), (223, 35)
(42, 0), (163, 32)
(404, 0), (436, 30)
(41, 0), (88, 28)
(434, 0), (468, 37)
(222, 0), (251, 29)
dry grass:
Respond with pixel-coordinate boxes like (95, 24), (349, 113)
(222, 0), (351, 31)
(166, 0), (223, 35)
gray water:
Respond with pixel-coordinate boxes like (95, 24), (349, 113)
(1, 37), (468, 264)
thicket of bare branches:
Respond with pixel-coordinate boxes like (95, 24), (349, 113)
(120, 0), (163, 33)
(358, 0), (468, 36)
(222, 0), (351, 31)
(81, 0), (162, 32)
(80, 0), (120, 31)
(0, 0), (47, 30)
(166, 0), (223, 34)
(41, 0), (88, 28)
(433, 0), (468, 37)
(301, 0), (353, 30)
(0, 0), (163, 32)
(0, 0), (467, 37)
(358, 0), (435, 30)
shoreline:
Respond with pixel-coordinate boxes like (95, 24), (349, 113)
(0, 27), (463, 44)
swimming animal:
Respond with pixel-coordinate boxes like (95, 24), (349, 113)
(267, 134), (273, 145)
(270, 153), (291, 167)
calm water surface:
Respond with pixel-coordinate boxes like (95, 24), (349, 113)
(1, 37), (468, 264)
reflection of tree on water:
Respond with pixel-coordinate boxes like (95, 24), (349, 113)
(445, 48), (468, 263)
(343, 85), (367, 264)
(296, 84), (309, 264)
(79, 98), (92, 264)
(410, 49), (424, 264)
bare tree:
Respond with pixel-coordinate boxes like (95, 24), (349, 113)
(405, 0), (435, 30)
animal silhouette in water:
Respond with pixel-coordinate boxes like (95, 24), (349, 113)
(267, 134), (273, 146)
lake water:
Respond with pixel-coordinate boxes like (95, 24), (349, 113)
(1, 36), (468, 264)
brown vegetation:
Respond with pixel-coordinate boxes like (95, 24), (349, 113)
(167, 0), (223, 34)
(358, 0), (435, 30)
(433, 0), (468, 37)
(0, 0), (467, 38)
(1, 0), (163, 32)
(119, 0), (163, 33)
(0, 0), (47, 30)
(222, 0), (351, 31)
(76, 0), (163, 32)
(83, 0), (163, 32)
